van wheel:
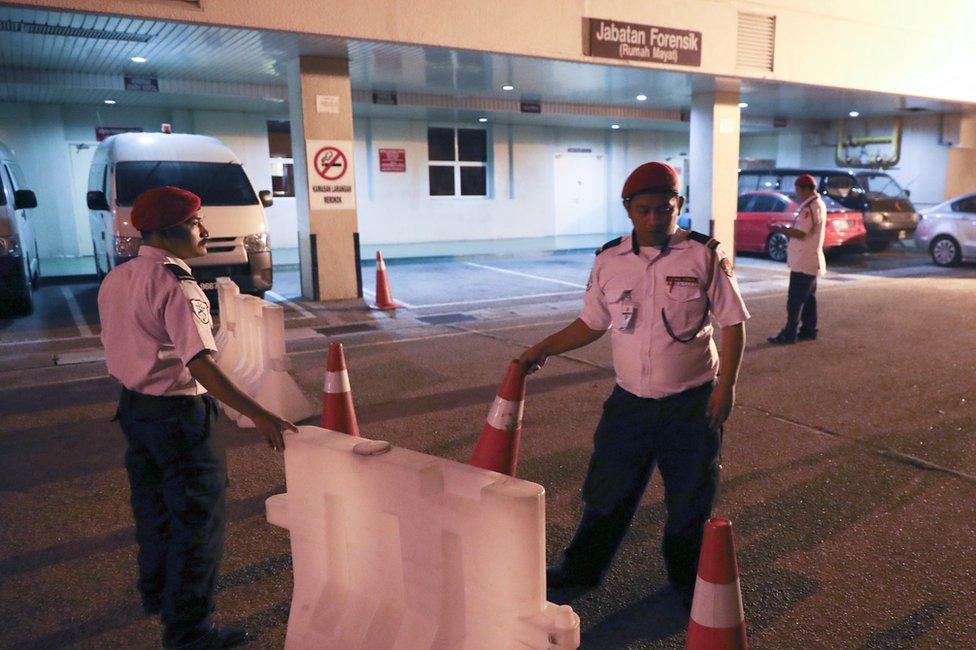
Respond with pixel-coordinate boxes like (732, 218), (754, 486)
(93, 242), (106, 280)
(930, 235), (961, 267)
(766, 232), (789, 262)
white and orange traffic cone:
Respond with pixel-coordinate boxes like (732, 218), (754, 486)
(686, 518), (748, 649)
(373, 250), (396, 310)
(468, 361), (526, 476)
(321, 341), (360, 436)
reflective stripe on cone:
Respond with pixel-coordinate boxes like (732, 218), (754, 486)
(469, 361), (526, 476)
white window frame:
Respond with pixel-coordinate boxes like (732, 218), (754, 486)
(427, 125), (489, 199)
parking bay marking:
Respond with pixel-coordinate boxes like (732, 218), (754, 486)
(464, 262), (587, 288)
(59, 286), (93, 338)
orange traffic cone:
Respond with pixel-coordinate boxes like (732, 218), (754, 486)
(468, 361), (526, 476)
(373, 250), (396, 310)
(686, 518), (748, 649)
(321, 341), (360, 436)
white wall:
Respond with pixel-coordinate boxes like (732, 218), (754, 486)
(350, 117), (687, 245)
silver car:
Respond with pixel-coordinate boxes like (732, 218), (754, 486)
(914, 192), (976, 266)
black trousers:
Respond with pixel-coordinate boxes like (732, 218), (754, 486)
(784, 270), (818, 337)
(559, 382), (721, 592)
(116, 389), (226, 649)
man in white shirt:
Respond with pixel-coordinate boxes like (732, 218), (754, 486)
(516, 162), (749, 607)
(768, 174), (827, 344)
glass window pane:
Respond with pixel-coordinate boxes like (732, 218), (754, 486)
(428, 127), (455, 161)
(457, 129), (487, 162)
(737, 174), (758, 194)
(757, 174), (779, 190)
(429, 165), (455, 196)
(460, 166), (486, 196)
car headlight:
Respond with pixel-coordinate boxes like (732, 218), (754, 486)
(243, 232), (270, 253)
(0, 234), (21, 257)
(863, 212), (885, 223)
(113, 235), (142, 257)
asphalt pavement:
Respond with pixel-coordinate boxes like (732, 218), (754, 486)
(0, 246), (974, 649)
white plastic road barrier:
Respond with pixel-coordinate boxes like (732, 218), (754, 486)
(236, 301), (316, 427)
(213, 278), (315, 427)
(266, 426), (581, 649)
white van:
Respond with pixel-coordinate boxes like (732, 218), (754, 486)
(0, 141), (40, 317)
(87, 132), (274, 295)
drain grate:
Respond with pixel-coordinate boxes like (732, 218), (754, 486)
(418, 313), (477, 325)
(314, 323), (379, 336)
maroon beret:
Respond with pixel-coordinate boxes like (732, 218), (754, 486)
(131, 186), (201, 230)
(622, 162), (680, 199)
(795, 174), (817, 190)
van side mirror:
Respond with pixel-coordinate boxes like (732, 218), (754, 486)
(259, 190), (274, 208)
(14, 189), (37, 210)
(904, 189), (911, 197)
(87, 190), (110, 211)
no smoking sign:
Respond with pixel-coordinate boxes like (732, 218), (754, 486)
(305, 140), (356, 210)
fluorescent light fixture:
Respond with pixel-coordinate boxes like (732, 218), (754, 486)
(738, 102), (749, 108)
(104, 99), (117, 104)
(130, 56), (147, 63)
(501, 84), (515, 91)
(849, 110), (860, 117)
(478, 117), (488, 123)
(610, 124), (621, 130)
(636, 94), (648, 101)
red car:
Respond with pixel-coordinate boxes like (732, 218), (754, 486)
(735, 190), (867, 262)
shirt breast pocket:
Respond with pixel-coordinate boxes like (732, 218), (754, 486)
(662, 283), (708, 341)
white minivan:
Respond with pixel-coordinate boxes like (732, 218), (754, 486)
(0, 141), (40, 317)
(87, 132), (274, 295)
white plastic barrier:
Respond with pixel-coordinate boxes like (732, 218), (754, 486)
(266, 426), (581, 649)
(213, 278), (316, 426)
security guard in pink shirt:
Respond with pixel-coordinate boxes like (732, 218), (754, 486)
(517, 162), (749, 607)
(98, 186), (296, 649)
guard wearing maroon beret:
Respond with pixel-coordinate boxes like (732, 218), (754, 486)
(768, 173), (827, 344)
(97, 186), (296, 649)
(517, 162), (749, 607)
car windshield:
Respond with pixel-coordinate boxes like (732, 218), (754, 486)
(854, 173), (907, 198)
(115, 161), (258, 206)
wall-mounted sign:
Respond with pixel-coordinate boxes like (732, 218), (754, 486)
(378, 148), (406, 172)
(585, 18), (702, 67)
(306, 140), (356, 210)
(773, 116), (789, 128)
(316, 95), (340, 114)
(95, 126), (142, 142)
(520, 100), (542, 114)
(124, 76), (159, 92)
(372, 91), (398, 106)
(567, 147), (593, 153)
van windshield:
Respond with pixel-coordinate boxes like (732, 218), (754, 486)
(854, 173), (908, 198)
(115, 161), (258, 206)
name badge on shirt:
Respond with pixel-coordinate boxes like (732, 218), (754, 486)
(666, 275), (698, 288)
(617, 303), (637, 330)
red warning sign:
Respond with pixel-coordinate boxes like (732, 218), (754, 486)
(313, 146), (347, 180)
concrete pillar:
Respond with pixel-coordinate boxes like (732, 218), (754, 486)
(287, 56), (361, 301)
(944, 112), (976, 200)
(688, 80), (741, 252)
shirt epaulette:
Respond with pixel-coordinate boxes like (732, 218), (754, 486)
(163, 263), (197, 283)
(687, 231), (719, 251)
(595, 236), (623, 255)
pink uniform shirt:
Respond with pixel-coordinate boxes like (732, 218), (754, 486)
(787, 195), (827, 276)
(580, 230), (750, 398)
(97, 245), (217, 396)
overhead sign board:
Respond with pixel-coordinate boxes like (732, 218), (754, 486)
(520, 100), (542, 114)
(306, 140), (356, 210)
(585, 18), (702, 67)
(124, 76), (159, 92)
(95, 126), (142, 142)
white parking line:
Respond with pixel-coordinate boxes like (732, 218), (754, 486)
(266, 290), (317, 319)
(464, 261), (588, 288)
(59, 286), (93, 338)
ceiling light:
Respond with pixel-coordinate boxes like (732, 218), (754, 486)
(104, 99), (116, 104)
(130, 56), (147, 63)
(478, 117), (488, 123)
(636, 94), (647, 102)
(610, 124), (620, 130)
(738, 102), (749, 108)
(849, 110), (860, 118)
(501, 84), (515, 91)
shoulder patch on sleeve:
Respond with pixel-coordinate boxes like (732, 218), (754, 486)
(595, 236), (623, 255)
(688, 230), (720, 250)
(163, 263), (197, 283)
